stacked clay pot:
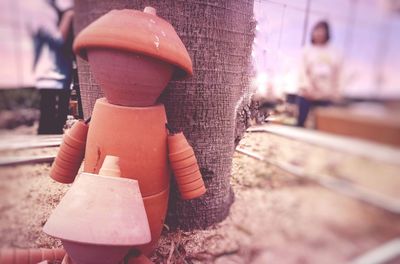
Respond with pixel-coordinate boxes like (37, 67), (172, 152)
(83, 98), (169, 255)
(0, 248), (65, 264)
(50, 121), (88, 184)
(168, 133), (206, 200)
(64, 5), (198, 257)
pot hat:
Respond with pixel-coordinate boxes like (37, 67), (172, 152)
(73, 6), (193, 79)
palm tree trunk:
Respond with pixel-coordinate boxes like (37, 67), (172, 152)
(74, 0), (255, 230)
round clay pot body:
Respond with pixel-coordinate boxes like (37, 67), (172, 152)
(84, 98), (170, 254)
(84, 98), (169, 196)
(88, 49), (174, 107)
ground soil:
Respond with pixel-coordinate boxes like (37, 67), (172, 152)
(0, 125), (399, 264)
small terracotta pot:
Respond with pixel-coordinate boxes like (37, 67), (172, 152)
(170, 155), (196, 170)
(44, 173), (151, 264)
(167, 132), (206, 199)
(51, 121), (88, 184)
(0, 248), (66, 264)
(173, 163), (199, 177)
(178, 178), (205, 193)
(98, 156), (121, 177)
(168, 148), (194, 162)
(181, 185), (207, 200)
(88, 49), (174, 107)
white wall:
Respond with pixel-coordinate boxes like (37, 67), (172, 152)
(0, 0), (36, 88)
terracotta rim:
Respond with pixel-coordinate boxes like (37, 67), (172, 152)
(56, 152), (84, 165)
(67, 120), (89, 140)
(175, 171), (202, 185)
(181, 185), (206, 200)
(63, 140), (84, 152)
(52, 162), (81, 176)
(50, 164), (79, 184)
(50, 171), (76, 184)
(178, 178), (204, 192)
(169, 148), (194, 162)
(54, 156), (82, 168)
(167, 132), (188, 153)
(52, 162), (79, 174)
(173, 163), (199, 177)
(58, 148), (85, 163)
(63, 134), (86, 149)
(170, 155), (196, 170)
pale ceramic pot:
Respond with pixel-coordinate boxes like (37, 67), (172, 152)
(43, 173), (151, 264)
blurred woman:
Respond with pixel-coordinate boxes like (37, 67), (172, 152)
(31, 0), (74, 134)
(297, 20), (341, 127)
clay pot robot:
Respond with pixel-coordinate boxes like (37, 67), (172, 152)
(45, 6), (206, 264)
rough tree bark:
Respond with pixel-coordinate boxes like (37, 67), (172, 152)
(74, 0), (255, 230)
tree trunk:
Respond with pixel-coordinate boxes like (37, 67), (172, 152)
(74, 0), (255, 230)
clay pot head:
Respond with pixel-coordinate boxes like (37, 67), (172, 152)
(87, 49), (174, 106)
(74, 7), (193, 107)
(43, 172), (151, 264)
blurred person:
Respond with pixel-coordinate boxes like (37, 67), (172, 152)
(297, 20), (341, 127)
(30, 0), (74, 134)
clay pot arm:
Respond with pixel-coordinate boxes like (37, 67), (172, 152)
(50, 121), (89, 184)
(167, 133), (206, 200)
